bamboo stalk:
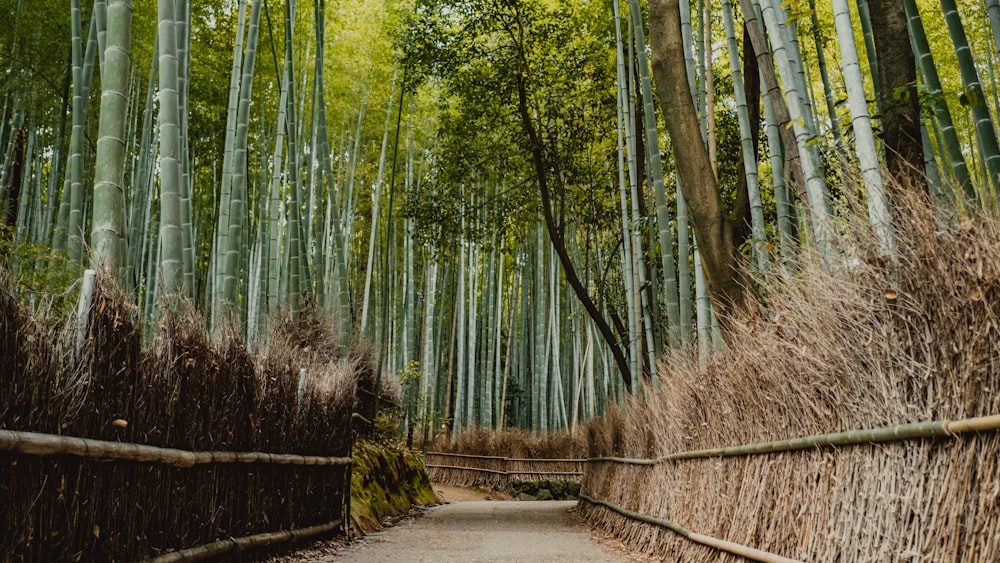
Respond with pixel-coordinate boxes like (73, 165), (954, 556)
(0, 429), (351, 468)
(142, 519), (343, 563)
(579, 494), (803, 563)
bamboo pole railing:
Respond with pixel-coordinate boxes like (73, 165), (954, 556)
(0, 429), (352, 468)
(425, 451), (508, 461)
(142, 519), (344, 563)
(579, 494), (803, 563)
(424, 452), (585, 491)
(586, 414), (1000, 466)
(425, 463), (509, 475)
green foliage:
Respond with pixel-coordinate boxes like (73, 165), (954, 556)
(0, 226), (81, 317)
(398, 0), (621, 251)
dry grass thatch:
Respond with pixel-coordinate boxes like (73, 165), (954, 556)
(0, 275), (358, 561)
(425, 425), (587, 459)
(581, 189), (1000, 561)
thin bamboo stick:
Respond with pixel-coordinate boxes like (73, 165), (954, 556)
(142, 519), (343, 563)
(579, 494), (803, 563)
(0, 429), (351, 468)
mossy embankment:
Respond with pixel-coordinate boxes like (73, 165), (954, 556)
(350, 441), (439, 534)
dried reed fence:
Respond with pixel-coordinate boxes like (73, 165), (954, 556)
(0, 274), (358, 561)
(423, 427), (587, 491)
(580, 190), (1000, 561)
(425, 451), (584, 491)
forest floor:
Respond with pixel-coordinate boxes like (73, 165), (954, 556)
(272, 484), (644, 562)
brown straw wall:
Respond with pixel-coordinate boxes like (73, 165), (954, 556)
(581, 189), (1000, 560)
(0, 277), (356, 561)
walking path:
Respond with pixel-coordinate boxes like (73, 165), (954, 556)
(290, 486), (633, 562)
(329, 501), (626, 562)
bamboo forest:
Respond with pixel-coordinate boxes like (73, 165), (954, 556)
(4, 0), (1000, 560)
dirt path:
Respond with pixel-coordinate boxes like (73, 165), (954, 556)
(283, 486), (636, 562)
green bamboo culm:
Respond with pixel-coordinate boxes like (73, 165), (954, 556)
(903, 0), (975, 201)
(211, 0), (247, 329)
(721, 0), (769, 270)
(222, 0), (263, 319)
(751, 0), (834, 265)
(628, 0), (680, 354)
(807, 0), (843, 148)
(56, 0), (95, 258)
(282, 0), (303, 319)
(156, 0), (185, 298)
(940, 0), (1000, 199)
(90, 0), (132, 274)
(832, 0), (893, 256)
(312, 0), (353, 352)
(611, 0), (640, 383)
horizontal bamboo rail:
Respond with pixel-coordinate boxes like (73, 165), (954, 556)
(587, 414), (1000, 465)
(507, 470), (583, 476)
(588, 456), (655, 465)
(424, 463), (583, 477)
(579, 494), (803, 563)
(507, 457), (587, 463)
(0, 429), (352, 468)
(425, 463), (508, 475)
(424, 451), (508, 461)
(142, 519), (343, 563)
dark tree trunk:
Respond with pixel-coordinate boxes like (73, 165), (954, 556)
(868, 0), (927, 191)
(2, 129), (26, 229)
(648, 0), (751, 325)
(512, 52), (634, 394)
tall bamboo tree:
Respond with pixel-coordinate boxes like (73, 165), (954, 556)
(157, 0), (185, 298)
(939, 0), (1000, 197)
(90, 0), (132, 273)
(832, 0), (893, 255)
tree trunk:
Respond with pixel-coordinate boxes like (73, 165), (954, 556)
(649, 0), (750, 324)
(868, 0), (926, 190)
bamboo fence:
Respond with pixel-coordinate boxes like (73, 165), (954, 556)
(580, 197), (1000, 561)
(425, 451), (585, 491)
(581, 413), (1000, 562)
(1, 275), (358, 561)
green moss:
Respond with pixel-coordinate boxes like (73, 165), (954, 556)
(350, 442), (439, 534)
